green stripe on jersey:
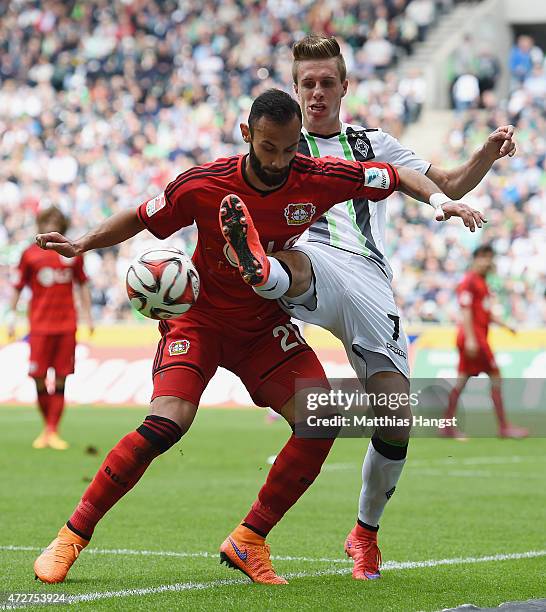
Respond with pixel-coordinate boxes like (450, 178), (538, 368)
(337, 133), (370, 257)
(305, 133), (340, 247)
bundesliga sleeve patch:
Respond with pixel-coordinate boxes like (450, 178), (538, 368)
(364, 167), (391, 190)
(145, 193), (166, 217)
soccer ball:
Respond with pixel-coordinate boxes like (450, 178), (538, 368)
(126, 248), (199, 320)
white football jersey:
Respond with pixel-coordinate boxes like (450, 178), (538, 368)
(297, 123), (431, 278)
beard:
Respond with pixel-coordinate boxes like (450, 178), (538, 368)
(248, 144), (291, 187)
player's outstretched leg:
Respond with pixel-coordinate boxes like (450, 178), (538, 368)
(34, 404), (190, 583)
(219, 194), (270, 286)
(219, 194), (293, 298)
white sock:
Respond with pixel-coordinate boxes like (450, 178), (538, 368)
(358, 441), (407, 527)
(253, 257), (291, 300)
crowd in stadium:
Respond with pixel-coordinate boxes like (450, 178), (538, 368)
(390, 34), (546, 326)
(1, 0), (544, 326)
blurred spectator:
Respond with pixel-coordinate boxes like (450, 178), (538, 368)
(452, 73), (480, 111)
(405, 0), (436, 42)
(509, 35), (534, 85)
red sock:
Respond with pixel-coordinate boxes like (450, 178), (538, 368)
(68, 431), (159, 539)
(243, 435), (334, 536)
(445, 386), (462, 420)
(68, 416), (182, 540)
(46, 392), (65, 433)
(37, 391), (50, 423)
(491, 387), (507, 428)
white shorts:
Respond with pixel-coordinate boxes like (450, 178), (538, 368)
(279, 243), (410, 379)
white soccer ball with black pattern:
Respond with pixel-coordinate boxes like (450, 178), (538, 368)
(126, 248), (199, 320)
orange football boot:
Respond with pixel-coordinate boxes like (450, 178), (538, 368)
(219, 194), (270, 286)
(34, 525), (89, 583)
(47, 432), (69, 450)
(32, 431), (49, 449)
(344, 525), (382, 580)
(499, 424), (529, 439)
(220, 524), (288, 584)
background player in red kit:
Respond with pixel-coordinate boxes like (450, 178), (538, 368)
(443, 244), (528, 439)
(7, 207), (93, 450)
(32, 89), (484, 585)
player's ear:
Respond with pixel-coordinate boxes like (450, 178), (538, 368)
(293, 81), (299, 97)
(240, 123), (251, 143)
(341, 79), (348, 98)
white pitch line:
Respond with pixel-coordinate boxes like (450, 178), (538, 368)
(1, 549), (544, 609)
(0, 545), (352, 564)
(410, 455), (534, 467)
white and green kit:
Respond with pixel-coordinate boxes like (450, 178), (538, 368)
(280, 124), (431, 378)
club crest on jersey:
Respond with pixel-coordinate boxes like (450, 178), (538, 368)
(354, 138), (369, 158)
(168, 340), (190, 356)
(284, 203), (316, 226)
(146, 193), (166, 217)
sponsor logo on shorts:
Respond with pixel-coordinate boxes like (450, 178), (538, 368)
(146, 193), (166, 217)
(354, 138), (369, 158)
(365, 167), (390, 190)
(386, 342), (406, 358)
(284, 202), (316, 225)
(168, 340), (190, 356)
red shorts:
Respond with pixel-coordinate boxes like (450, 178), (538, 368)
(151, 308), (328, 412)
(29, 332), (76, 378)
(457, 334), (498, 376)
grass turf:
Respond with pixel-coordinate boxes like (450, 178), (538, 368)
(1, 405), (545, 611)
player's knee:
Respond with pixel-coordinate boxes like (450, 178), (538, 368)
(135, 396), (197, 455)
(55, 377), (66, 394)
(372, 431), (409, 460)
(273, 250), (312, 298)
(136, 415), (184, 454)
(32, 377), (47, 393)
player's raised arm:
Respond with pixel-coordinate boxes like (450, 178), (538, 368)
(36, 209), (145, 258)
(425, 125), (516, 200)
(396, 166), (488, 233)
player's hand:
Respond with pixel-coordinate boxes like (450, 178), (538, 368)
(5, 312), (16, 341)
(437, 202), (487, 232)
(7, 322), (16, 342)
(483, 125), (517, 160)
(35, 232), (77, 257)
(465, 337), (479, 358)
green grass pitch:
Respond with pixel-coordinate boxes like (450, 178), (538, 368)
(1, 405), (545, 611)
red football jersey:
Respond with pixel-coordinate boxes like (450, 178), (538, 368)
(14, 244), (87, 334)
(456, 270), (492, 338)
(137, 153), (399, 321)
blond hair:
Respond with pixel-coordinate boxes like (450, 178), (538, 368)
(292, 35), (347, 84)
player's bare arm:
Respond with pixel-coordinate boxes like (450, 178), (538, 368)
(6, 287), (22, 340)
(491, 313), (517, 335)
(426, 125), (516, 200)
(461, 306), (479, 358)
(77, 283), (95, 335)
(36, 209), (145, 257)
(396, 166), (487, 232)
